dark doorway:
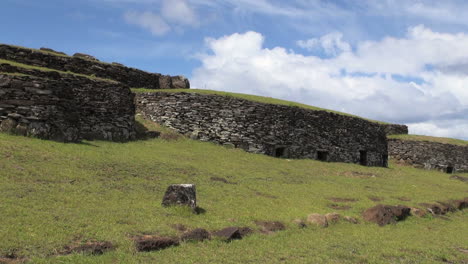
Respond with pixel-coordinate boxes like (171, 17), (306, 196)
(275, 147), (286, 158)
(382, 154), (388, 167)
(317, 151), (329, 162)
(359, 151), (368, 166)
(446, 166), (454, 174)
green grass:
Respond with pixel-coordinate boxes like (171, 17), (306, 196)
(0, 121), (467, 263)
(132, 88), (388, 124)
(0, 59), (118, 83)
(389, 134), (468, 146)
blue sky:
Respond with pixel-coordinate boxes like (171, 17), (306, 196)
(1, 0), (468, 139)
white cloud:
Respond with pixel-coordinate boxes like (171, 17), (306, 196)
(124, 11), (170, 36)
(297, 32), (351, 56)
(161, 0), (199, 26)
(192, 27), (468, 140)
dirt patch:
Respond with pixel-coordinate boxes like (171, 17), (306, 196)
(368, 196), (384, 202)
(328, 203), (352, 210)
(396, 197), (412, 202)
(255, 221), (286, 233)
(0, 252), (26, 264)
(329, 197), (358, 203)
(210, 177), (237, 184)
(255, 192), (278, 199)
(133, 236), (179, 252)
(450, 175), (468, 183)
(61, 240), (114, 255)
(362, 204), (411, 226)
(180, 228), (211, 242)
(342, 171), (378, 179)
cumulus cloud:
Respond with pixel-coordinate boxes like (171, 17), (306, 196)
(124, 11), (170, 36)
(192, 27), (468, 139)
(123, 0), (198, 36)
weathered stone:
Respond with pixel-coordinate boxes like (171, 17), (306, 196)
(212, 227), (242, 241)
(410, 207), (427, 217)
(238, 227), (254, 237)
(306, 214), (328, 227)
(389, 139), (468, 173)
(0, 118), (17, 132)
(135, 92), (389, 166)
(171, 76), (190, 89)
(254, 221), (286, 233)
(0, 44), (190, 89)
(362, 205), (411, 226)
(162, 184), (197, 210)
(325, 212), (341, 224)
(343, 216), (359, 224)
(292, 219), (307, 228)
(180, 228), (211, 242)
(133, 236), (179, 252)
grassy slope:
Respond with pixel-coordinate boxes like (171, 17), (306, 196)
(389, 134), (468, 146)
(132, 88), (388, 124)
(1, 121), (467, 263)
(0, 59), (117, 83)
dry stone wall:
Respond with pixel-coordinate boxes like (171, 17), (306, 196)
(0, 44), (190, 89)
(388, 139), (468, 173)
(382, 124), (408, 135)
(135, 92), (389, 167)
(0, 72), (136, 142)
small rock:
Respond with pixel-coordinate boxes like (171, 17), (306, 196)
(180, 228), (211, 242)
(325, 213), (341, 224)
(410, 207), (427, 217)
(306, 214), (328, 227)
(238, 227), (254, 237)
(133, 236), (179, 252)
(162, 184), (197, 210)
(254, 221), (286, 233)
(212, 227), (242, 241)
(343, 216), (359, 224)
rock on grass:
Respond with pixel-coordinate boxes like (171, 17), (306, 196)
(133, 236), (179, 252)
(362, 205), (411, 226)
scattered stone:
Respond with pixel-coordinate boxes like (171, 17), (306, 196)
(306, 214), (328, 228)
(343, 216), (359, 224)
(180, 228), (211, 242)
(73, 53), (99, 61)
(133, 236), (179, 252)
(39, 47), (66, 55)
(368, 196), (384, 202)
(61, 240), (114, 255)
(212, 227), (242, 241)
(162, 184), (197, 210)
(328, 204), (352, 210)
(410, 207), (427, 217)
(362, 204), (411, 226)
(254, 221), (286, 233)
(450, 175), (468, 183)
(292, 219), (307, 228)
(325, 213), (341, 224)
(238, 227), (255, 237)
(329, 197), (358, 203)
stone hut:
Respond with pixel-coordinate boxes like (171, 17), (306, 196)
(135, 92), (389, 167)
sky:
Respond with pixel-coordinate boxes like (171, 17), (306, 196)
(1, 0), (467, 140)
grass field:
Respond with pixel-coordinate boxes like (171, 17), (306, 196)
(0, 120), (467, 263)
(389, 134), (468, 146)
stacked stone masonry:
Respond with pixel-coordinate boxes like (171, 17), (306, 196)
(388, 139), (468, 173)
(0, 44), (190, 89)
(135, 92), (389, 167)
(382, 124), (408, 136)
(0, 73), (136, 142)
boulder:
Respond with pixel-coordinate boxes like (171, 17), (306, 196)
(362, 204), (411, 226)
(180, 228), (211, 242)
(162, 184), (197, 210)
(306, 214), (328, 227)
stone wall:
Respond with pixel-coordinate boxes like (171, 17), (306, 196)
(0, 72), (136, 142)
(135, 92), (389, 167)
(388, 139), (468, 173)
(382, 124), (408, 135)
(0, 44), (190, 89)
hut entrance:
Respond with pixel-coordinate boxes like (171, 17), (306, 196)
(317, 151), (329, 162)
(359, 151), (368, 166)
(275, 147), (287, 158)
(446, 166), (454, 174)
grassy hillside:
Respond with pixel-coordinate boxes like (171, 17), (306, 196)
(389, 134), (468, 146)
(132, 88), (388, 124)
(0, 119), (467, 263)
